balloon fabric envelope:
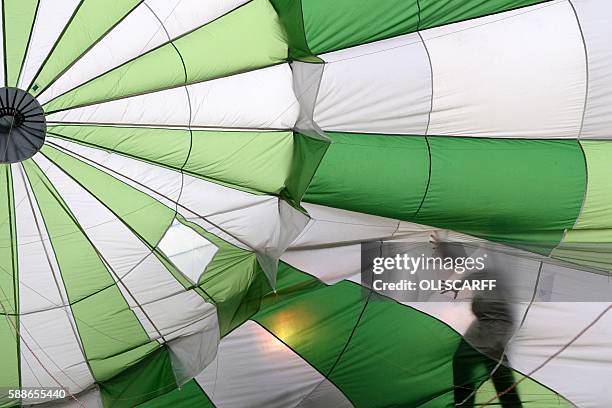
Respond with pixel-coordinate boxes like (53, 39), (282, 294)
(1, 0), (611, 407)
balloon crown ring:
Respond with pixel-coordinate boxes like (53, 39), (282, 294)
(0, 87), (46, 164)
(0, 106), (27, 127)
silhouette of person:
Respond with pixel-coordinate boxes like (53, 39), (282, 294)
(430, 232), (523, 408)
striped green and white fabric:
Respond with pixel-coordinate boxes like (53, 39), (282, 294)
(0, 0), (611, 407)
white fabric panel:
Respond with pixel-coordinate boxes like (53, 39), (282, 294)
(49, 141), (294, 254)
(19, 309), (94, 400)
(158, 220), (218, 285)
(256, 200), (310, 285)
(46, 85), (191, 126)
(18, 0), (81, 89)
(283, 244), (363, 285)
(284, 253), (612, 407)
(510, 302), (612, 408)
(46, 64), (300, 130)
(146, 0), (248, 39)
(12, 166), (93, 398)
(314, 32), (431, 134)
(571, 0), (612, 138)
(285, 205), (438, 284)
(168, 330), (220, 386)
(424, 1), (586, 138)
(292, 203), (401, 248)
(47, 136), (182, 206)
(38, 0), (249, 104)
(137, 284), (219, 340)
(291, 61), (326, 136)
(295, 379), (353, 408)
(32, 154), (218, 342)
(45, 138), (247, 250)
(44, 386), (103, 408)
(287, 215), (612, 407)
(13, 165), (67, 314)
(188, 64), (299, 129)
(196, 321), (352, 408)
(179, 176), (295, 253)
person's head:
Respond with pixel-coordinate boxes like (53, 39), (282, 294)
(429, 230), (467, 260)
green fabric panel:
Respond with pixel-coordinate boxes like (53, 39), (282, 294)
(199, 248), (267, 337)
(258, 262), (326, 310)
(177, 0), (287, 83)
(29, 0), (142, 95)
(100, 347), (177, 408)
(185, 130), (294, 195)
(176, 216), (271, 337)
(22, 159), (158, 381)
(0, 166), (20, 406)
(416, 137), (586, 254)
(551, 230), (612, 273)
(48, 125), (190, 170)
(255, 264), (571, 407)
(41, 144), (175, 247)
(137, 379), (214, 408)
(273, 0), (550, 57)
(268, 0), (311, 60)
(48, 126), (293, 195)
(42, 39), (184, 113)
(304, 132), (429, 220)
(3, 0), (39, 86)
(270, 0), (418, 57)
(254, 279), (368, 376)
(328, 293), (458, 407)
(204, 257), (267, 337)
(282, 133), (329, 206)
(552, 141), (612, 273)
(569, 141), (612, 230)
(418, 0), (550, 31)
(301, 0), (418, 55)
(43, 0), (287, 113)
(304, 135), (585, 253)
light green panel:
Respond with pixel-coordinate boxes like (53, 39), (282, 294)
(48, 125), (191, 170)
(41, 144), (175, 248)
(48, 125), (294, 194)
(177, 0), (287, 83)
(552, 141), (612, 273)
(475, 373), (573, 408)
(22, 160), (157, 381)
(43, 0), (287, 113)
(43, 42), (184, 113)
(0, 166), (20, 405)
(570, 141), (612, 229)
(3, 0), (39, 86)
(185, 130), (293, 194)
(29, 0), (142, 95)
(552, 229), (612, 272)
